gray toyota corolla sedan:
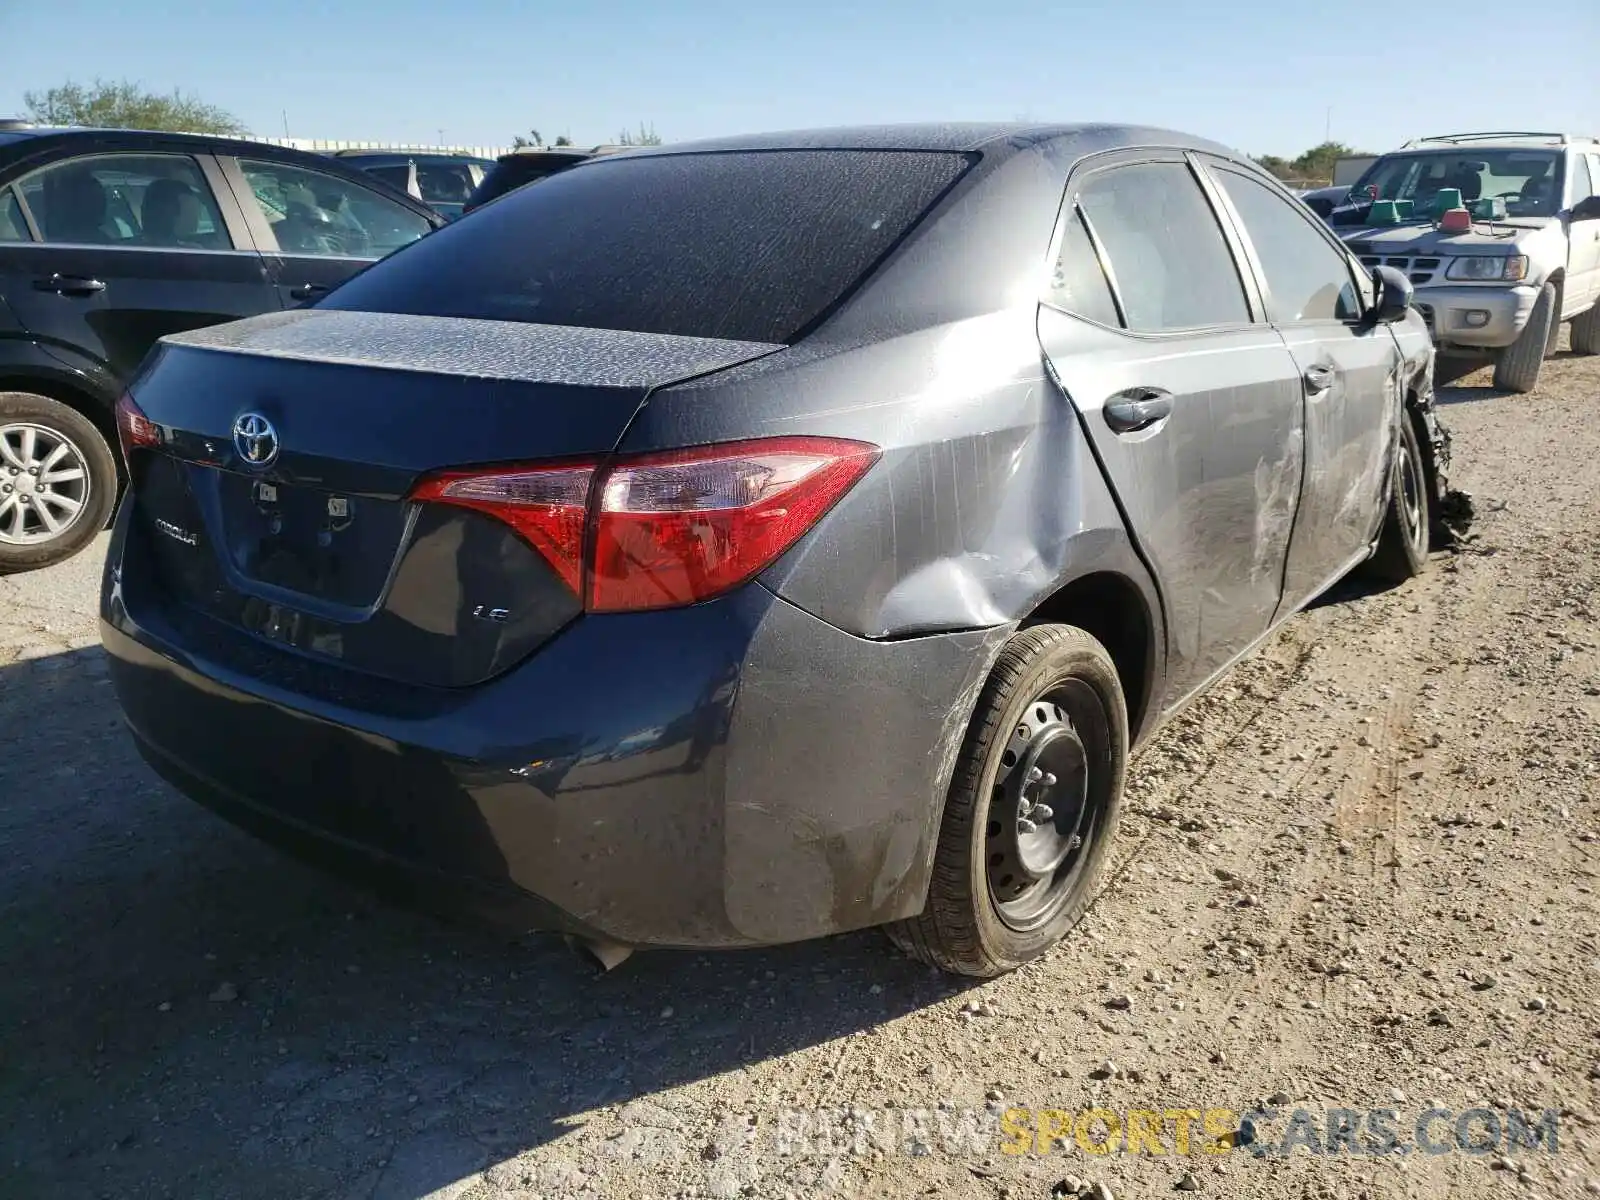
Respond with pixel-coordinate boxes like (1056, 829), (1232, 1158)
(101, 123), (1451, 976)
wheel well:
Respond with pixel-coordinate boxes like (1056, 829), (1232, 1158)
(1021, 572), (1155, 739)
(1544, 271), (1566, 351)
(0, 372), (121, 478)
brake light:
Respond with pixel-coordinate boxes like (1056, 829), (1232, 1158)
(114, 392), (160, 461)
(408, 436), (879, 613)
(589, 437), (879, 612)
(410, 463), (594, 595)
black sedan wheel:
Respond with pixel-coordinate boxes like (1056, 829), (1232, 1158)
(889, 624), (1128, 977)
(0, 392), (118, 575)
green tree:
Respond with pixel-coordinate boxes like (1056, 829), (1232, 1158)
(1253, 154), (1294, 181)
(1290, 141), (1357, 185)
(1252, 141), (1372, 186)
(616, 122), (662, 147)
(554, 135), (572, 147)
(511, 128), (544, 149)
(23, 79), (245, 135)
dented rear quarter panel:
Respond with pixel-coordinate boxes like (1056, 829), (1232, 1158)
(617, 142), (1175, 938)
(627, 136), (1166, 674)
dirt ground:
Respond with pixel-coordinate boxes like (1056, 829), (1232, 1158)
(2, 340), (1598, 1200)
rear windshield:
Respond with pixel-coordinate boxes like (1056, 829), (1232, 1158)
(362, 164), (412, 192)
(323, 149), (972, 344)
(465, 159), (568, 208)
(415, 161), (478, 204)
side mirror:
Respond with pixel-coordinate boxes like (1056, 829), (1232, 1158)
(1369, 264), (1413, 324)
(1571, 195), (1600, 221)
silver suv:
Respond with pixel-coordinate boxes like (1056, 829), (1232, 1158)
(1328, 132), (1600, 391)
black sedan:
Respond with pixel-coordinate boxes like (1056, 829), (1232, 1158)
(0, 123), (442, 573)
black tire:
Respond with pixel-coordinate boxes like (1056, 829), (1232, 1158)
(0, 391), (118, 575)
(1362, 410), (1431, 584)
(888, 624), (1128, 977)
(1492, 282), (1555, 393)
(1571, 302), (1600, 356)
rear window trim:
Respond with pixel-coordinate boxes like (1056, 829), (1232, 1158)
(3, 181), (40, 241)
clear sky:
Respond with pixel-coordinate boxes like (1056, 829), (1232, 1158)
(2, 0), (1596, 157)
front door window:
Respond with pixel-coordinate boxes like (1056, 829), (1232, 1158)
(15, 154), (232, 250)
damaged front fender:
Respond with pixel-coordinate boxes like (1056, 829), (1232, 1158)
(1400, 342), (1475, 544)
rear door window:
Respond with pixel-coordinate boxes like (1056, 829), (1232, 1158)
(235, 159), (433, 259)
(322, 149), (972, 343)
(0, 186), (26, 241)
(1075, 162), (1251, 332)
(1046, 207), (1122, 327)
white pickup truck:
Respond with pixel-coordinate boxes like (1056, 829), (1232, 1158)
(1326, 132), (1600, 392)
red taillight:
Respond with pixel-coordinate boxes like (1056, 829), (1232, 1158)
(114, 392), (159, 461)
(408, 436), (879, 613)
(589, 437), (879, 612)
(410, 462), (594, 595)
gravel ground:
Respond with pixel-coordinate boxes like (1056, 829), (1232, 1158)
(3, 343), (1599, 1200)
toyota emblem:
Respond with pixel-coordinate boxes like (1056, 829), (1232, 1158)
(233, 412), (279, 468)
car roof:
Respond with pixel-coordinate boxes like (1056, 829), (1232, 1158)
(1397, 132), (1596, 151)
(0, 126), (484, 163)
(0, 124), (251, 146)
(0, 126), (443, 221)
(494, 146), (607, 165)
(334, 150), (494, 164)
(615, 121), (1242, 159)
(0, 125), (359, 159)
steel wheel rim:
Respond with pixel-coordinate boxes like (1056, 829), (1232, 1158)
(0, 422), (92, 546)
(1399, 432), (1423, 550)
(985, 676), (1111, 931)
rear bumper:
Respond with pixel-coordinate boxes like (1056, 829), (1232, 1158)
(101, 503), (1005, 948)
(1414, 284), (1537, 351)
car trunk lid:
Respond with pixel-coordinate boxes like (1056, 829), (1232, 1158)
(125, 308), (780, 687)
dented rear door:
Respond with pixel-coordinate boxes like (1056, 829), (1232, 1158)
(1037, 153), (1306, 710)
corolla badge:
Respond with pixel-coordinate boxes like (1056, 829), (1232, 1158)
(153, 517), (198, 546)
(233, 412), (279, 468)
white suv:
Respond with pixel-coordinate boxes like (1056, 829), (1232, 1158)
(1328, 132), (1600, 391)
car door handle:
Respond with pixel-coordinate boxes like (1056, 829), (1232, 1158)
(1103, 388), (1173, 434)
(1303, 363), (1338, 394)
(288, 283), (330, 301)
(33, 274), (105, 296)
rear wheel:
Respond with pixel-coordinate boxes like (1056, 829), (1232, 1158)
(888, 624), (1127, 977)
(1492, 282), (1555, 393)
(1571, 302), (1600, 356)
(1362, 411), (1431, 584)
(0, 392), (117, 575)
